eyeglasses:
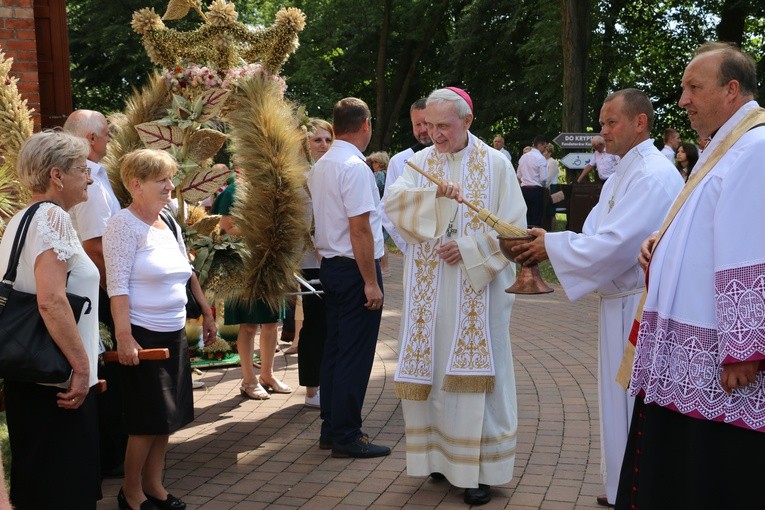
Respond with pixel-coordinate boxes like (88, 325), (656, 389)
(70, 165), (91, 176)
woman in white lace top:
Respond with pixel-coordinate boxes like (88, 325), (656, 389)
(0, 131), (100, 508)
(103, 149), (216, 510)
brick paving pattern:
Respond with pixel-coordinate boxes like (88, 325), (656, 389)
(99, 252), (604, 509)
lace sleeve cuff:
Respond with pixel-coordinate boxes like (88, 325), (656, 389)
(34, 203), (80, 261)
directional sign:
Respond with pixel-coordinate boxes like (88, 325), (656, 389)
(560, 152), (593, 170)
(553, 132), (596, 149)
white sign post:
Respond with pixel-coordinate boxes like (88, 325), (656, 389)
(560, 152), (593, 170)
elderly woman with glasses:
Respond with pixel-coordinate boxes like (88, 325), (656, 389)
(0, 130), (101, 509)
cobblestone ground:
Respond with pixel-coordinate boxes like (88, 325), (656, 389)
(99, 252), (604, 509)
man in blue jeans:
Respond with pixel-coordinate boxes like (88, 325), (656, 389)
(307, 97), (390, 458)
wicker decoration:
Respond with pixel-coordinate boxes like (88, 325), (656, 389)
(103, 1), (309, 308)
(103, 73), (172, 207)
(225, 74), (310, 312)
(0, 48), (34, 226)
(132, 3), (305, 74)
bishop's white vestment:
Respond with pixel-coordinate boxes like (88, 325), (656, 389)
(385, 134), (525, 488)
(544, 138), (683, 504)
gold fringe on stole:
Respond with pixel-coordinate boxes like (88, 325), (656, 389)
(616, 341), (636, 390)
(395, 382), (432, 401)
(442, 375), (495, 393)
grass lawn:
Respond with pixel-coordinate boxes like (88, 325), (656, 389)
(0, 412), (8, 485)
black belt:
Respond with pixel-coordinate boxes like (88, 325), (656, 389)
(324, 256), (381, 263)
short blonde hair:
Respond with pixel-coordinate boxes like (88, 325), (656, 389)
(17, 130), (89, 193)
(120, 148), (177, 190)
(366, 151), (389, 170)
(308, 118), (334, 141)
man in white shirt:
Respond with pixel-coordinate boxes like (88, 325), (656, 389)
(492, 134), (513, 163)
(381, 98), (431, 253)
(511, 89), (683, 508)
(659, 127), (680, 161)
(63, 109), (126, 477)
(307, 97), (390, 459)
(577, 135), (620, 183)
(516, 135), (548, 226)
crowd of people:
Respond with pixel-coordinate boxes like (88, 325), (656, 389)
(0, 40), (763, 509)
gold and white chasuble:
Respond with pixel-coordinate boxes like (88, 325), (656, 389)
(385, 133), (526, 487)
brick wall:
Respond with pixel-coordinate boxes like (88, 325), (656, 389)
(1, 0), (41, 129)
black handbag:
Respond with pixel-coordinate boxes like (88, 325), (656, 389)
(0, 201), (92, 384)
(160, 210), (203, 318)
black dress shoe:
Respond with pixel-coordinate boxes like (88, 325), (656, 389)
(430, 472), (447, 481)
(319, 437), (332, 450)
(145, 492), (187, 510)
(118, 488), (159, 510)
(331, 435), (391, 458)
(464, 484), (491, 505)
(596, 495), (615, 507)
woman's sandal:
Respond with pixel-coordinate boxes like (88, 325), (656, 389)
(258, 376), (293, 394)
(240, 382), (270, 400)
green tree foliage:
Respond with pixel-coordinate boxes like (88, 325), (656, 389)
(67, 0), (765, 153)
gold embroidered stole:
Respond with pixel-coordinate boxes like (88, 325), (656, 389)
(615, 107), (765, 389)
(395, 134), (496, 400)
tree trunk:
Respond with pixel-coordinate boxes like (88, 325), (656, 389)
(371, 0), (392, 151)
(379, 0), (451, 151)
(717, 0), (751, 46)
(560, 0), (590, 132)
(591, 0), (625, 127)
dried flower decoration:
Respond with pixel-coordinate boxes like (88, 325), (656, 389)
(0, 48), (34, 219)
(131, 7), (165, 35)
(134, 6), (305, 73)
(207, 0), (237, 27)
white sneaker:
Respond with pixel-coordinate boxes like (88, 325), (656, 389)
(192, 380), (205, 389)
(305, 390), (320, 408)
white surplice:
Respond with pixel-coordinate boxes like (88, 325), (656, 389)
(385, 136), (526, 488)
(630, 101), (765, 432)
(544, 138), (683, 504)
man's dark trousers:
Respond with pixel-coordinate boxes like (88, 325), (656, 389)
(319, 256), (383, 446)
(521, 185), (544, 227)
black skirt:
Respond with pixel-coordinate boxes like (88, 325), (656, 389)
(616, 396), (765, 509)
(119, 325), (193, 435)
(4, 381), (100, 509)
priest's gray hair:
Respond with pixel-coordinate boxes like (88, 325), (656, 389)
(427, 89), (471, 119)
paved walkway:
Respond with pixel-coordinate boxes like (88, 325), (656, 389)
(99, 253), (604, 509)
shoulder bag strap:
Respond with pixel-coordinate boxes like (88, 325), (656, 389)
(2, 201), (52, 283)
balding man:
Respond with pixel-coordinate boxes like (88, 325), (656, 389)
(492, 134), (513, 163)
(577, 135), (620, 183)
(386, 87), (525, 505)
(63, 109), (125, 477)
(617, 42), (765, 509)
